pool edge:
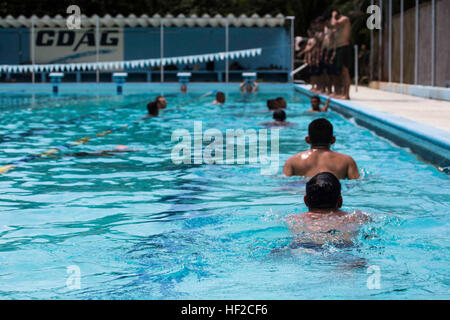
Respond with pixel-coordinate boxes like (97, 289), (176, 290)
(294, 84), (450, 171)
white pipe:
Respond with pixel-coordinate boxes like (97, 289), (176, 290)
(290, 63), (308, 76)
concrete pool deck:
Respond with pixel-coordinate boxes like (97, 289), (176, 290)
(347, 86), (450, 132)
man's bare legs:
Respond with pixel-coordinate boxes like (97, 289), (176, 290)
(332, 67), (350, 100)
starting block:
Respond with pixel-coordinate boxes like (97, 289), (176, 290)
(177, 72), (191, 84)
(242, 72), (257, 82)
(49, 72), (64, 94)
(113, 72), (127, 94)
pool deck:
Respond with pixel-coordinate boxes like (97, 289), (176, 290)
(347, 86), (450, 133)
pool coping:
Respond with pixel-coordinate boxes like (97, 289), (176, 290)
(294, 84), (450, 171)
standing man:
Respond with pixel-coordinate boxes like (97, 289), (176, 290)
(331, 10), (352, 100)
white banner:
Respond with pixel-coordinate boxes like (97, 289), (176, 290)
(33, 28), (123, 64)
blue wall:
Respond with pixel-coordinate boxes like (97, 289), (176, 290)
(0, 28), (30, 64)
(124, 27), (290, 71)
(0, 27), (290, 71)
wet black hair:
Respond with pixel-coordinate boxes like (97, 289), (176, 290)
(306, 172), (341, 209)
(147, 101), (159, 116)
(311, 95), (320, 101)
(267, 99), (280, 110)
(216, 91), (226, 103)
(276, 97), (287, 108)
(308, 118), (333, 145)
(273, 109), (286, 122)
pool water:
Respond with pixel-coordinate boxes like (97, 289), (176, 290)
(0, 86), (448, 299)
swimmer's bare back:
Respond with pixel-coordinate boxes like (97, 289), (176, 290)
(283, 149), (360, 179)
(286, 210), (369, 245)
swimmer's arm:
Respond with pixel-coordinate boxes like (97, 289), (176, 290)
(347, 157), (360, 180)
(283, 158), (299, 176)
(321, 98), (330, 112)
(239, 81), (245, 90)
(253, 81), (258, 92)
(282, 159), (293, 176)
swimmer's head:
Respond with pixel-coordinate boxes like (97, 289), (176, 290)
(216, 91), (226, 104)
(276, 97), (287, 109)
(273, 109), (286, 122)
(156, 96), (167, 109)
(311, 95), (321, 110)
(305, 172), (342, 210)
(147, 101), (159, 116)
(245, 83), (253, 92)
(114, 145), (129, 151)
(181, 84), (187, 93)
(306, 118), (335, 146)
(267, 99), (280, 110)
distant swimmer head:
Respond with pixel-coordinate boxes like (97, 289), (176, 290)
(181, 83), (187, 93)
(273, 109), (286, 122)
(310, 95), (321, 111)
(245, 82), (253, 92)
(156, 96), (167, 109)
(267, 99), (280, 110)
(147, 101), (159, 117)
(306, 118), (335, 147)
(114, 145), (129, 151)
(276, 97), (287, 109)
(215, 91), (226, 104)
(305, 172), (342, 210)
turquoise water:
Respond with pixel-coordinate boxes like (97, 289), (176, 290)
(0, 85), (448, 299)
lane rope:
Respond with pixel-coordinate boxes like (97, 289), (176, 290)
(0, 90), (215, 175)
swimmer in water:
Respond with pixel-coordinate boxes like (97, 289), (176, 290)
(240, 80), (258, 93)
(147, 101), (159, 117)
(308, 96), (330, 112)
(181, 83), (187, 93)
(267, 99), (281, 111)
(69, 145), (134, 157)
(260, 110), (294, 127)
(276, 97), (287, 109)
(285, 172), (369, 248)
(283, 118), (360, 179)
(155, 96), (167, 109)
(212, 91), (226, 104)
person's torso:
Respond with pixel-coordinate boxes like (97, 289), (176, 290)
(336, 17), (351, 48)
(291, 150), (349, 179)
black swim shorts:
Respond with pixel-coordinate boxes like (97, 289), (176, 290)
(335, 45), (352, 75)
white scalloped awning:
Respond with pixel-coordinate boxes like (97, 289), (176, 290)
(0, 13), (286, 28)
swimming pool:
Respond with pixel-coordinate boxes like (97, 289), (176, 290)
(0, 84), (448, 299)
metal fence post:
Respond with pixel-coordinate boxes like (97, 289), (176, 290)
(415, 0), (419, 85)
(225, 20), (229, 83)
(431, 0), (435, 86)
(388, 0), (392, 83)
(160, 19), (164, 83)
(96, 16), (99, 83)
(354, 45), (358, 92)
(400, 0), (404, 84)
